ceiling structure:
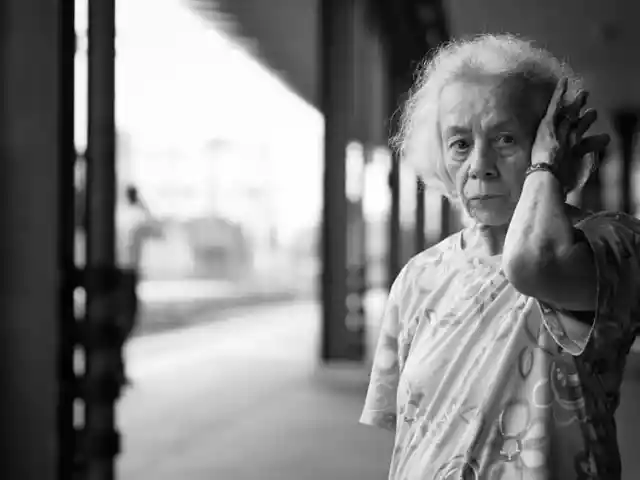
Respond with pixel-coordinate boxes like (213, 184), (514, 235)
(445, 0), (640, 117)
(187, 0), (640, 119)
(187, 0), (320, 107)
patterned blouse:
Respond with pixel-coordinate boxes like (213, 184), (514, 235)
(360, 212), (640, 480)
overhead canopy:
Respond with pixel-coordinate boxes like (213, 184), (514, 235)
(187, 0), (640, 113)
(187, 0), (320, 107)
(445, 0), (640, 112)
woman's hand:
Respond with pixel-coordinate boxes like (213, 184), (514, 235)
(531, 77), (610, 192)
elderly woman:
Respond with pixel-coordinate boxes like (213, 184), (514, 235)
(360, 34), (640, 479)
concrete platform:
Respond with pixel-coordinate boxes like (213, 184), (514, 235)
(117, 300), (640, 480)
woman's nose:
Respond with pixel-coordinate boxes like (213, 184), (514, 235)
(468, 146), (498, 179)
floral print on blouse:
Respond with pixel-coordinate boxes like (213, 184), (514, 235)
(360, 212), (640, 480)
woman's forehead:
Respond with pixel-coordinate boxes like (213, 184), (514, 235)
(438, 77), (544, 132)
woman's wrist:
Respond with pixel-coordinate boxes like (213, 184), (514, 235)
(525, 162), (568, 196)
(531, 142), (560, 166)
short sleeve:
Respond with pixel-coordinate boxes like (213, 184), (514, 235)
(359, 265), (410, 432)
(539, 212), (640, 356)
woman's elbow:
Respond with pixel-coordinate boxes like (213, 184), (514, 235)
(502, 251), (550, 297)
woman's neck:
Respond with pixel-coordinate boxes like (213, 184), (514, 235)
(463, 223), (509, 256)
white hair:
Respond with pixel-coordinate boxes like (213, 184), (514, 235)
(393, 33), (583, 203)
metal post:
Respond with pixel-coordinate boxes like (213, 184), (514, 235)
(415, 178), (426, 253)
(612, 110), (639, 215)
(387, 73), (402, 288)
(344, 0), (375, 362)
(440, 196), (451, 240)
(59, 1), (78, 478)
(381, 0), (451, 281)
(320, 0), (357, 361)
(84, 0), (119, 478)
(0, 0), (70, 478)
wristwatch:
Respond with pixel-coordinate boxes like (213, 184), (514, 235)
(525, 162), (568, 193)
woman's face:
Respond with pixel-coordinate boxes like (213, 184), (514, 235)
(439, 75), (546, 226)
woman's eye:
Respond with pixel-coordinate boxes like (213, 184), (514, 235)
(450, 139), (470, 153)
(495, 134), (516, 147)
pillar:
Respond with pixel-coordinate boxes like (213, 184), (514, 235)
(320, 0), (363, 361)
(415, 179), (426, 252)
(0, 1), (75, 478)
(383, 0), (450, 277)
(612, 110), (640, 215)
(82, 1), (120, 479)
(387, 103), (402, 288)
(320, 0), (392, 361)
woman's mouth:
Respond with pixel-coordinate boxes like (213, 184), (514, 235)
(468, 194), (504, 201)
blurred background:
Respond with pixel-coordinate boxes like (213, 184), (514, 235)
(3, 0), (640, 479)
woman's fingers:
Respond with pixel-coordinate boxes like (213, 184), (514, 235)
(556, 88), (589, 133)
(573, 109), (598, 140)
(573, 134), (611, 159)
(546, 77), (568, 121)
(569, 90), (589, 116)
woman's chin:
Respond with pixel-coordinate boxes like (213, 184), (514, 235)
(467, 208), (513, 227)
(463, 198), (516, 227)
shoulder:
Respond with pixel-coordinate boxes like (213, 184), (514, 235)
(386, 232), (463, 311)
(413, 231), (462, 266)
(574, 211), (640, 260)
(576, 210), (640, 231)
(397, 232), (462, 284)
(561, 204), (640, 253)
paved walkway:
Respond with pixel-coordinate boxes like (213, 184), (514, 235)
(117, 299), (640, 480)
(118, 300), (393, 480)
(133, 278), (308, 335)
